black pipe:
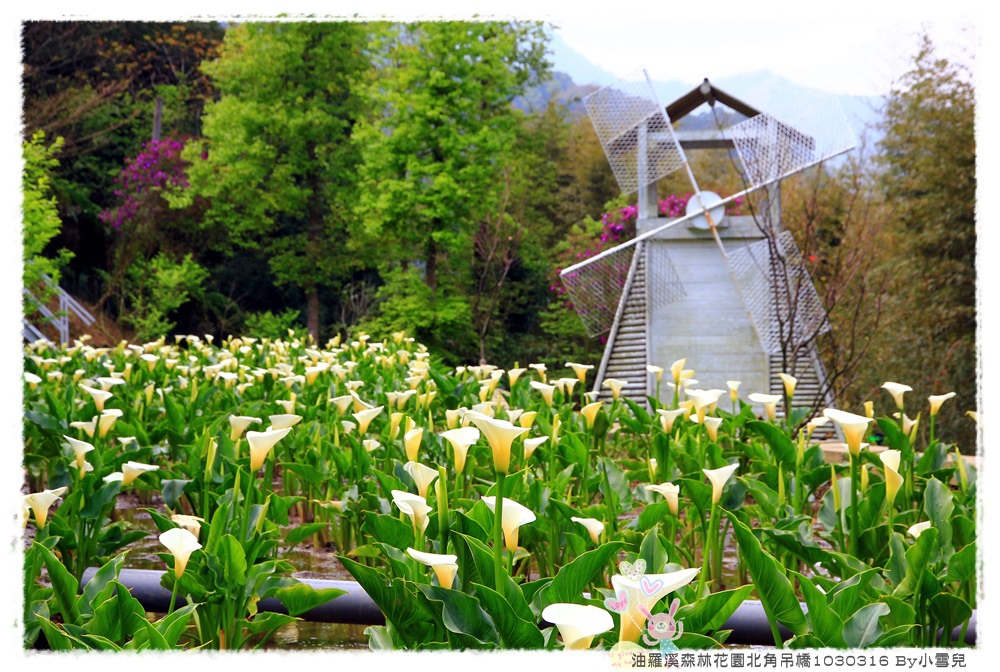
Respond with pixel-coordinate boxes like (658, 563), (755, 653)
(81, 568), (385, 626)
(83, 568), (975, 646)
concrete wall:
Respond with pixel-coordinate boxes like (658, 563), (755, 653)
(640, 215), (772, 406)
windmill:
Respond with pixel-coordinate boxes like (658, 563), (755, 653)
(560, 71), (855, 426)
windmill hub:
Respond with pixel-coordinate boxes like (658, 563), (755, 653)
(685, 191), (727, 231)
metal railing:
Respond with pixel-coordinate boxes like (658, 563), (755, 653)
(22, 273), (96, 345)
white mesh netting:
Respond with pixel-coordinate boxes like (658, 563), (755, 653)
(648, 242), (686, 312)
(582, 70), (686, 195)
(728, 92), (856, 189)
(560, 243), (638, 338)
(728, 230), (830, 354)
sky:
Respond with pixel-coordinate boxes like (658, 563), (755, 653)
(550, 11), (980, 98)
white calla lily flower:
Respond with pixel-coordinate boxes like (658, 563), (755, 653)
(482, 496), (536, 551)
(542, 603), (614, 650)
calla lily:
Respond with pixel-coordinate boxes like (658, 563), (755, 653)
(64, 435), (95, 473)
(908, 521), (932, 539)
(571, 516), (604, 544)
(646, 365), (664, 382)
(24, 487), (67, 528)
(440, 426), (480, 474)
(352, 406), (384, 435)
(276, 398), (297, 415)
(121, 461), (159, 486)
(445, 408), (462, 429)
(778, 373), (797, 397)
(329, 395), (353, 414)
(580, 401), (604, 428)
(406, 548), (459, 589)
(268, 414), (302, 430)
(217, 371), (238, 389)
(404, 427), (424, 462)
(141, 353), (159, 371)
(24, 372), (41, 389)
(542, 603), (614, 650)
(554, 377), (578, 396)
(647, 482), (680, 516)
(246, 427), (293, 472)
(170, 514), (205, 537)
(530, 381), (556, 406)
(159, 527), (202, 578)
(566, 362), (594, 383)
(748, 393), (782, 423)
(349, 390), (372, 412)
(687, 389), (723, 422)
(602, 378), (628, 400)
(929, 392), (956, 417)
(823, 408), (872, 457)
(507, 367), (526, 386)
(528, 363), (547, 382)
(363, 439), (381, 453)
(98, 409), (123, 438)
(880, 449), (903, 504)
(505, 408), (524, 425)
(389, 412), (405, 440)
(518, 411), (537, 429)
(657, 408), (686, 433)
(482, 496), (536, 551)
(80, 383), (112, 412)
(670, 359), (687, 384)
(703, 462), (739, 505)
(467, 413), (530, 474)
(704, 416), (723, 442)
(404, 461), (439, 499)
(882, 382), (913, 410)
(392, 490), (432, 534)
(229, 415), (262, 440)
(70, 418), (97, 438)
(612, 567), (699, 643)
(471, 402), (495, 417)
(864, 400), (874, 418)
(893, 412), (920, 439)
(523, 436), (548, 460)
(805, 416), (831, 438)
(726, 380), (741, 402)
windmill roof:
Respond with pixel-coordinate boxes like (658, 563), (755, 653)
(665, 78), (761, 123)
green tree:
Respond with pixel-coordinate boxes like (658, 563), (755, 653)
(179, 22), (370, 342)
(21, 22), (224, 305)
(871, 34), (976, 450)
(22, 131), (73, 304)
(353, 21), (550, 360)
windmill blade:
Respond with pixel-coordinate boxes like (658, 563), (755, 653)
(728, 90), (857, 190)
(582, 69), (686, 195)
(561, 239), (686, 338)
(728, 230), (831, 354)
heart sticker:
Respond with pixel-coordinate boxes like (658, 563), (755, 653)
(640, 575), (664, 597)
(619, 559), (646, 581)
(603, 589), (629, 614)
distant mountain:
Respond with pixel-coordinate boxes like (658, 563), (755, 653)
(536, 32), (885, 150)
(513, 71), (598, 116)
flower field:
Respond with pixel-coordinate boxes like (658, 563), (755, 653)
(21, 331), (978, 652)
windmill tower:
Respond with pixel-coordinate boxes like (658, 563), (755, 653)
(561, 73), (855, 426)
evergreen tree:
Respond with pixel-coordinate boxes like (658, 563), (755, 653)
(179, 22), (370, 342)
